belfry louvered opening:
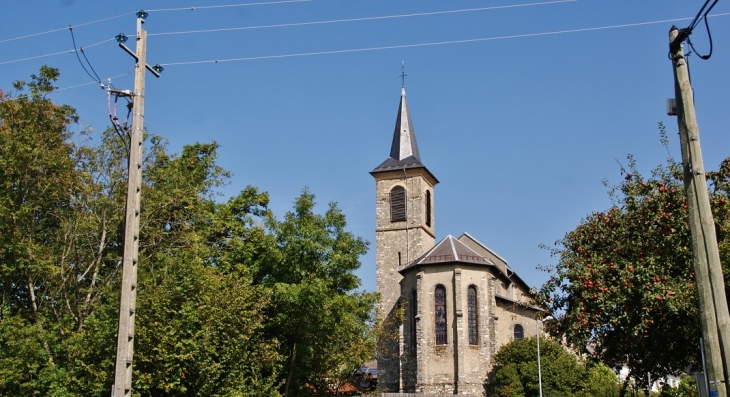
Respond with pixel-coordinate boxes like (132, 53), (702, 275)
(425, 190), (432, 227)
(390, 186), (406, 222)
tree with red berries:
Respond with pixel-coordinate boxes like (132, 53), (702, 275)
(535, 128), (730, 392)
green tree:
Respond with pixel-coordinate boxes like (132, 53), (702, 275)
(0, 66), (80, 395)
(1, 68), (376, 397)
(658, 377), (698, 397)
(66, 140), (283, 396)
(0, 72), (282, 394)
(259, 190), (377, 396)
(585, 363), (621, 397)
(491, 363), (525, 397)
(488, 336), (588, 397)
(0, 66), (78, 323)
(131, 143), (281, 396)
(535, 127), (730, 388)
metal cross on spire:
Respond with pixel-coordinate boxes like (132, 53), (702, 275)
(399, 61), (408, 88)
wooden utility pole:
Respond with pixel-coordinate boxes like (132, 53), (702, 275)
(112, 11), (160, 397)
(670, 26), (730, 397)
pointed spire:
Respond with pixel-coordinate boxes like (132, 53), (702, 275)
(370, 75), (437, 184)
(389, 87), (421, 162)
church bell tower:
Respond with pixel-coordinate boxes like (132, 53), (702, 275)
(370, 86), (438, 391)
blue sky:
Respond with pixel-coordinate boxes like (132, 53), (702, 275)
(2, 0), (729, 292)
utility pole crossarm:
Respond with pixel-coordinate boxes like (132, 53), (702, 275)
(118, 43), (161, 78)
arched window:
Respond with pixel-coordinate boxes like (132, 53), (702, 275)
(435, 285), (447, 345)
(425, 190), (432, 227)
(390, 186), (406, 222)
(514, 324), (524, 340)
(467, 286), (478, 345)
(411, 289), (418, 349)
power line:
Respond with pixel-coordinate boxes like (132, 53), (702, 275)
(0, 0), (307, 45)
(69, 27), (102, 83)
(149, 0), (577, 37)
(0, 1), (575, 66)
(146, 0), (312, 12)
(158, 13), (730, 67)
(688, 0), (719, 30)
(0, 38), (113, 66)
(686, 0), (720, 60)
(81, 48), (103, 83)
(50, 72), (133, 93)
(0, 12), (133, 44)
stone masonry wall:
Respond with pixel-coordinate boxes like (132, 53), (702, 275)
(375, 171), (436, 392)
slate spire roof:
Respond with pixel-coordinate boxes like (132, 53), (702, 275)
(390, 87), (420, 163)
(371, 87), (437, 181)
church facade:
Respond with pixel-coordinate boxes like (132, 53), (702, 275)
(371, 87), (540, 395)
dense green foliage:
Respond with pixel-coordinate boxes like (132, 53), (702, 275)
(488, 336), (620, 397)
(0, 69), (376, 396)
(535, 127), (730, 389)
(657, 377), (699, 397)
(260, 191), (376, 395)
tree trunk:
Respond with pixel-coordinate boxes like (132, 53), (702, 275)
(79, 226), (107, 330)
(619, 372), (631, 397)
(284, 342), (297, 397)
(27, 275), (54, 366)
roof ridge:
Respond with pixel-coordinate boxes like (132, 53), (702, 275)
(459, 231), (508, 265)
(448, 235), (459, 261)
(415, 236), (450, 265)
(453, 235), (492, 263)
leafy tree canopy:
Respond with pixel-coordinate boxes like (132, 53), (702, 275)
(0, 68), (377, 397)
(260, 190), (376, 396)
(488, 336), (619, 397)
(534, 125), (730, 388)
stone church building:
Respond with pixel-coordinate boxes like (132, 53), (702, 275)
(371, 87), (540, 395)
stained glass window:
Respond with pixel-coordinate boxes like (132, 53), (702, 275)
(435, 285), (447, 345)
(468, 286), (478, 345)
(514, 324), (524, 340)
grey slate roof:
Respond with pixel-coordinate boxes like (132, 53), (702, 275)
(399, 235), (495, 274)
(389, 87), (420, 163)
(457, 232), (532, 291)
(371, 88), (438, 182)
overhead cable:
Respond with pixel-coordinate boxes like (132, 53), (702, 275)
(688, 0), (719, 30)
(0, 12), (133, 44)
(69, 27), (102, 83)
(149, 0), (577, 37)
(0, 38), (113, 66)
(686, 0), (720, 60)
(159, 13), (730, 67)
(146, 0), (312, 12)
(50, 71), (133, 93)
(0, 1), (308, 44)
(1, 0), (575, 65)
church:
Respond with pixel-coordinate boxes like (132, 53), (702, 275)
(370, 86), (540, 395)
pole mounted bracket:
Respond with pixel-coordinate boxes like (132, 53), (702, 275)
(669, 27), (691, 54)
(118, 43), (162, 78)
(109, 88), (134, 97)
